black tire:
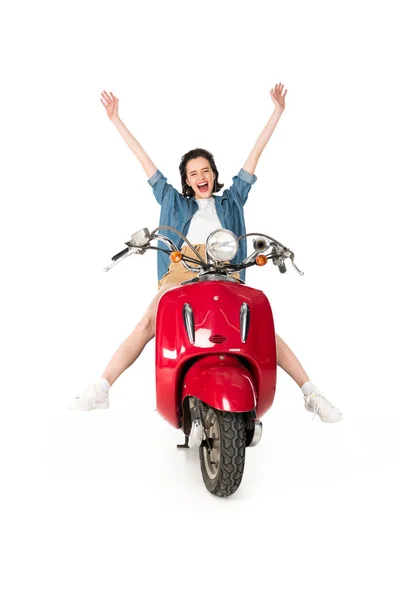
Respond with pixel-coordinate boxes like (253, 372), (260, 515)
(199, 406), (246, 497)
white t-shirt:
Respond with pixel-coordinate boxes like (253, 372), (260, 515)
(186, 198), (223, 245)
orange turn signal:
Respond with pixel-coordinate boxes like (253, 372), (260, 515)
(256, 255), (268, 266)
(170, 251), (183, 263)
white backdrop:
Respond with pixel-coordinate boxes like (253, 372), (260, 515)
(1, 0), (399, 598)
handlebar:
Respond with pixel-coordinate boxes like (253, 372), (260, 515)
(104, 226), (304, 277)
(111, 247), (130, 262)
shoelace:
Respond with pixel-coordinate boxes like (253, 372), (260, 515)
(309, 392), (335, 421)
(91, 385), (100, 407)
(75, 383), (99, 407)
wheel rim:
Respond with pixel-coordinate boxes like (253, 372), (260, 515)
(202, 408), (221, 480)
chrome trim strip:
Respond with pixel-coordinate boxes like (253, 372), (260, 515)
(183, 303), (195, 344)
(240, 302), (250, 342)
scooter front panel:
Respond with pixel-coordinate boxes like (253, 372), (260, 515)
(155, 281), (276, 427)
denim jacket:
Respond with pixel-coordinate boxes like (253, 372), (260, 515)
(148, 168), (257, 282)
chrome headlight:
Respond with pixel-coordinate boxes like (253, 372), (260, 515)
(206, 229), (239, 262)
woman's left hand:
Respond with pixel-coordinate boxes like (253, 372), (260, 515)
(270, 83), (287, 111)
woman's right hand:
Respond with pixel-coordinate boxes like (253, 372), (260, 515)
(100, 92), (158, 178)
(100, 90), (119, 122)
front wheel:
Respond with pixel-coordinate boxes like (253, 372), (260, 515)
(199, 405), (246, 497)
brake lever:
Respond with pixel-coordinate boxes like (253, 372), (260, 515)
(289, 252), (304, 276)
(276, 249), (304, 276)
(104, 244), (147, 272)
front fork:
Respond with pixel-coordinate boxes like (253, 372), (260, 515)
(177, 397), (263, 450)
(177, 397), (205, 450)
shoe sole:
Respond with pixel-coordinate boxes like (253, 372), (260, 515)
(68, 402), (110, 411)
(304, 404), (342, 423)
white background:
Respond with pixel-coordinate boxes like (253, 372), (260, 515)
(1, 0), (399, 598)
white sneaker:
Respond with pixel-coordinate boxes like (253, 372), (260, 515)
(304, 391), (342, 423)
(69, 382), (110, 411)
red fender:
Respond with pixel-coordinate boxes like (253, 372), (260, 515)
(182, 355), (256, 412)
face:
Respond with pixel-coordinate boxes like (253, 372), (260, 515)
(186, 157), (216, 199)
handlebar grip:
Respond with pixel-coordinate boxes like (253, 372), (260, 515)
(112, 247), (130, 261)
(279, 264), (287, 274)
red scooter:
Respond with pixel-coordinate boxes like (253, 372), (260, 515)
(105, 226), (303, 497)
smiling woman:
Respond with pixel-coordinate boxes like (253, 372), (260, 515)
(179, 149), (224, 198)
(70, 85), (343, 425)
(187, 160), (213, 196)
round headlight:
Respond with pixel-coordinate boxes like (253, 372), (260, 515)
(206, 229), (239, 262)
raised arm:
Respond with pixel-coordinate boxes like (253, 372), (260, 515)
(242, 83), (287, 175)
(100, 91), (158, 180)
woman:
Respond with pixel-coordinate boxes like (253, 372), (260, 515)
(70, 84), (342, 423)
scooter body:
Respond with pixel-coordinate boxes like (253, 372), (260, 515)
(155, 280), (277, 429)
(106, 224), (303, 496)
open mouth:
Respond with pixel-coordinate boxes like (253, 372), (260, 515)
(197, 182), (209, 193)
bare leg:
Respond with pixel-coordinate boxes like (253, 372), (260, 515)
(276, 334), (309, 388)
(101, 283), (178, 386)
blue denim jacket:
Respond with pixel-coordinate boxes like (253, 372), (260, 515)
(148, 168), (257, 281)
